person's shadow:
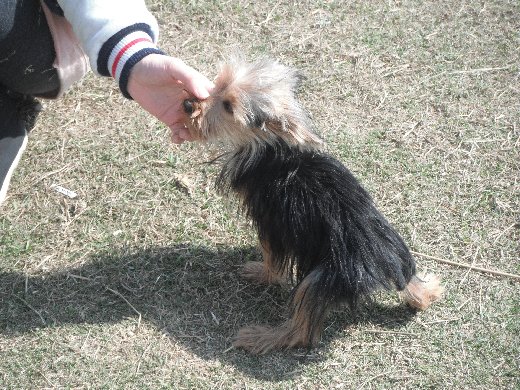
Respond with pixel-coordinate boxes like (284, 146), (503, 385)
(0, 244), (416, 380)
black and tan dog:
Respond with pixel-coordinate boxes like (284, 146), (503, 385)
(182, 58), (443, 354)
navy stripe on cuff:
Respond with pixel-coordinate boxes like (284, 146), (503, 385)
(119, 48), (165, 99)
(97, 23), (157, 76)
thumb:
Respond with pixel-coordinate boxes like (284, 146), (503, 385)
(167, 58), (214, 100)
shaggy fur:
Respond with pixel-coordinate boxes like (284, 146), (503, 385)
(183, 58), (443, 353)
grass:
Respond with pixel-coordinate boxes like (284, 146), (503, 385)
(1, 0), (519, 388)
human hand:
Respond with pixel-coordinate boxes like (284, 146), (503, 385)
(127, 54), (213, 144)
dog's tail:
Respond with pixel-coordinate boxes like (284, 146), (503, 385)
(400, 273), (444, 310)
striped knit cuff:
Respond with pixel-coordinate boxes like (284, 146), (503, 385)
(119, 48), (165, 99)
(99, 27), (165, 99)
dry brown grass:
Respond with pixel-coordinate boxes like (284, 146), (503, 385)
(1, 0), (519, 388)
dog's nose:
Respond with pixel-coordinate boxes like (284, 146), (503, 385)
(183, 99), (195, 114)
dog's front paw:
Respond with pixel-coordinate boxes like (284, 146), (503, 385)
(241, 261), (285, 285)
(233, 325), (282, 354)
(233, 323), (312, 353)
(241, 261), (268, 284)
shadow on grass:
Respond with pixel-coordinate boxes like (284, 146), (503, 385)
(0, 245), (417, 380)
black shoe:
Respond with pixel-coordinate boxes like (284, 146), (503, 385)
(0, 91), (41, 206)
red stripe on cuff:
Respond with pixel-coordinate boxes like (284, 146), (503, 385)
(111, 37), (152, 77)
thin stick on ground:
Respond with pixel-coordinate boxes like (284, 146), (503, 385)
(359, 371), (395, 389)
(14, 296), (46, 326)
(106, 287), (142, 328)
(411, 250), (520, 281)
(67, 274), (143, 326)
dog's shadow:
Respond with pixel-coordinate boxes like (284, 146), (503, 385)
(0, 244), (416, 380)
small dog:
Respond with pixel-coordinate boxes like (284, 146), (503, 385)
(183, 58), (443, 354)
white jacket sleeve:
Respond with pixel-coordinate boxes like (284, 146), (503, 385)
(56, 0), (164, 98)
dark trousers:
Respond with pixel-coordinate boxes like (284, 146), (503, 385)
(0, 0), (59, 136)
(0, 0), (59, 97)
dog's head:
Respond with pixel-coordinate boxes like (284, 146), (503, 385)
(183, 58), (322, 148)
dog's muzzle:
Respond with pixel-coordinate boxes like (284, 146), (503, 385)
(183, 98), (201, 117)
(183, 99), (194, 114)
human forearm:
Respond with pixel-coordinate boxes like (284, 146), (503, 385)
(57, 0), (162, 97)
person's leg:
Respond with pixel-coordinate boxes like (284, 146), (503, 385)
(0, 0), (58, 206)
(0, 89), (43, 205)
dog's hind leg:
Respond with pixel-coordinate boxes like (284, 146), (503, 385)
(400, 274), (443, 310)
(240, 240), (287, 285)
(233, 269), (328, 354)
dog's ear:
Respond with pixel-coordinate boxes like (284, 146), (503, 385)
(245, 100), (270, 130)
(261, 106), (323, 146)
(266, 119), (323, 146)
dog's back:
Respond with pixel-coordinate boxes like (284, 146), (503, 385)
(218, 141), (418, 307)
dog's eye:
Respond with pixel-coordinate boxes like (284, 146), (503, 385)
(222, 100), (233, 114)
